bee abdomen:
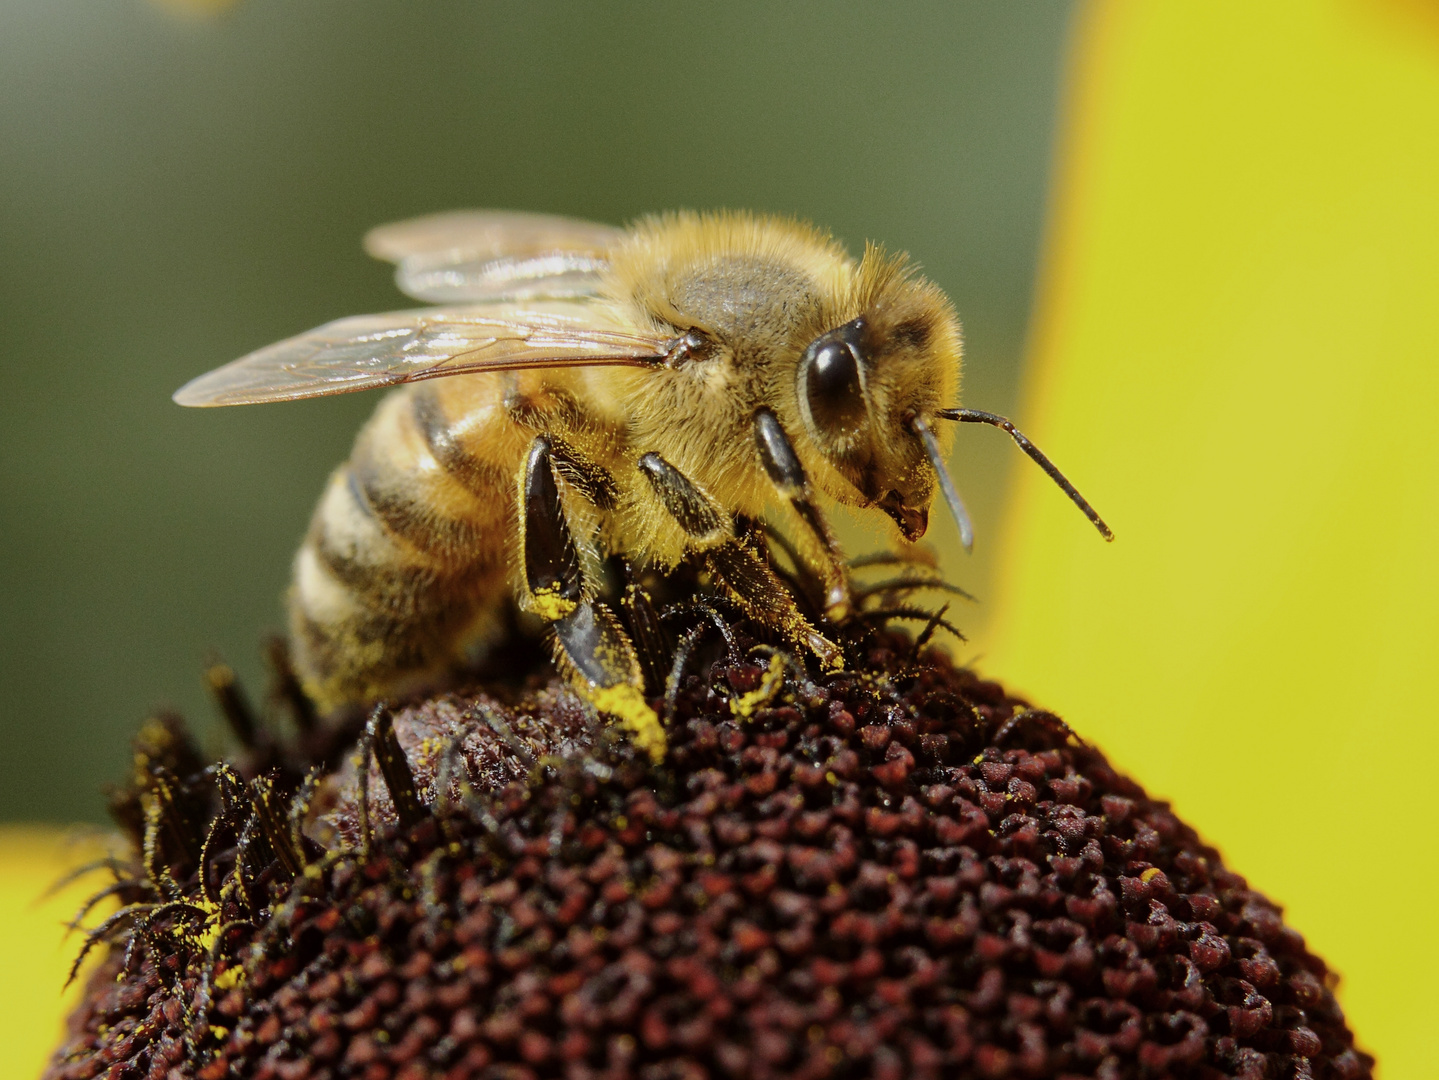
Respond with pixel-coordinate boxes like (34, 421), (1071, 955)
(290, 384), (518, 710)
(410, 382), (514, 499)
(310, 468), (450, 619)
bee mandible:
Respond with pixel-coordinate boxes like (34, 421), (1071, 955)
(176, 210), (1111, 758)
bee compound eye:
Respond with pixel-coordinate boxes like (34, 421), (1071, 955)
(803, 336), (866, 436)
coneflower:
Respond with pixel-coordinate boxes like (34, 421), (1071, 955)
(44, 589), (1371, 1080)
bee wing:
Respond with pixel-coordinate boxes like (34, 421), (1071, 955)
(173, 300), (670, 407)
(390, 252), (612, 305)
(363, 210), (622, 263)
(364, 210), (624, 304)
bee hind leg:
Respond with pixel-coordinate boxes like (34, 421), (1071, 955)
(521, 436), (665, 761)
(637, 451), (843, 670)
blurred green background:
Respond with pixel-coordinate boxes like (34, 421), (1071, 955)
(0, 0), (1075, 822)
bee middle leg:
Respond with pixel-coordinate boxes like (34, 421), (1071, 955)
(521, 436), (665, 760)
(637, 451), (842, 669)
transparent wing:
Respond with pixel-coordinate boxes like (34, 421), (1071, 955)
(364, 210), (624, 304)
(393, 251), (611, 304)
(173, 300), (670, 407)
(363, 210), (622, 263)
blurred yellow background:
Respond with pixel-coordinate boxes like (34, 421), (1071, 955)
(989, 2), (1439, 1076)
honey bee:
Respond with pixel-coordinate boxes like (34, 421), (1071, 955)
(176, 210), (1110, 758)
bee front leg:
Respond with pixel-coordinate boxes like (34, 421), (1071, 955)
(637, 452), (843, 669)
(752, 408), (852, 621)
(521, 436), (665, 760)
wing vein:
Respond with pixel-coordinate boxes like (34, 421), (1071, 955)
(174, 299), (670, 407)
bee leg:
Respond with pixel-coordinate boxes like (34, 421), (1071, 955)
(546, 434), (620, 510)
(637, 452), (843, 669)
(618, 565), (672, 698)
(521, 437), (665, 760)
(752, 408), (853, 621)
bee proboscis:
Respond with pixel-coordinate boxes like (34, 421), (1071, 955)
(177, 210), (1110, 757)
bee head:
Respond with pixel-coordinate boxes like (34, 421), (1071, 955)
(793, 255), (962, 542)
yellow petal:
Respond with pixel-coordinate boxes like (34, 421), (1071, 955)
(0, 828), (120, 1079)
(988, 4), (1439, 1075)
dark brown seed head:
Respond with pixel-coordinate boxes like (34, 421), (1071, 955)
(47, 624), (1373, 1080)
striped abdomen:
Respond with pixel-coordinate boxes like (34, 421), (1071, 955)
(289, 376), (535, 711)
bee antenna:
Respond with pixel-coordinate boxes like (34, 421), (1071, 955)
(934, 408), (1114, 541)
(911, 416), (975, 553)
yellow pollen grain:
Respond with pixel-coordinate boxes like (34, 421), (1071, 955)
(213, 966), (245, 991)
(191, 898), (221, 952)
(529, 585), (578, 622)
(729, 653), (786, 719)
(590, 684), (666, 760)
